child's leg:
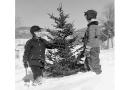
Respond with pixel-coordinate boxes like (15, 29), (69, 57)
(31, 66), (43, 80)
(89, 47), (102, 74)
(31, 66), (38, 80)
(30, 66), (43, 85)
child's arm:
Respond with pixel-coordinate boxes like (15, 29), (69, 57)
(43, 35), (77, 49)
(23, 40), (33, 64)
(39, 31), (65, 49)
(43, 38), (65, 49)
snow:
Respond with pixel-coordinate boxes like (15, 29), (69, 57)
(15, 39), (114, 90)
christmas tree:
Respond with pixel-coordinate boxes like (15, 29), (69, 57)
(45, 4), (84, 77)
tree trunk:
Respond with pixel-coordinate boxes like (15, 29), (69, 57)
(111, 37), (114, 48)
(107, 38), (109, 49)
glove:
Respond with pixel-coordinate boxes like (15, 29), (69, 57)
(24, 62), (28, 68)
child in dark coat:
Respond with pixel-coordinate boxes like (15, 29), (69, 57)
(23, 25), (76, 85)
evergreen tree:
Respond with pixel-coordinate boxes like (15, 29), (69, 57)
(46, 5), (83, 77)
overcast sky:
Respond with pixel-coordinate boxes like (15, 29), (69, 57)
(16, 0), (114, 29)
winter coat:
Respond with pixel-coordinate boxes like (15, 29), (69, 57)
(23, 37), (76, 66)
(23, 37), (65, 66)
(86, 20), (101, 48)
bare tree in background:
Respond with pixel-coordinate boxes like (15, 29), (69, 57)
(101, 2), (114, 48)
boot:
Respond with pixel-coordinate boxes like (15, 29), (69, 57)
(32, 76), (42, 86)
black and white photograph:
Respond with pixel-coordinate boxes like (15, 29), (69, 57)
(15, 0), (115, 90)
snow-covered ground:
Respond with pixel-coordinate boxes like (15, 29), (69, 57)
(15, 39), (114, 90)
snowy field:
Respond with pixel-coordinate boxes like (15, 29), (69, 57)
(15, 39), (114, 90)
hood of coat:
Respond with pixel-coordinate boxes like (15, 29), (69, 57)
(87, 19), (98, 27)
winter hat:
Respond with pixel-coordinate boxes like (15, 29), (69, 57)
(84, 10), (97, 20)
(30, 25), (41, 36)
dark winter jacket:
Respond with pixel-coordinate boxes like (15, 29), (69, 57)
(23, 37), (76, 66)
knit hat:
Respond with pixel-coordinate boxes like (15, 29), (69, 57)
(84, 10), (97, 20)
(30, 25), (41, 36)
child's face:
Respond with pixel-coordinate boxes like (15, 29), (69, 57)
(34, 29), (46, 38)
(34, 31), (41, 38)
(84, 15), (90, 22)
